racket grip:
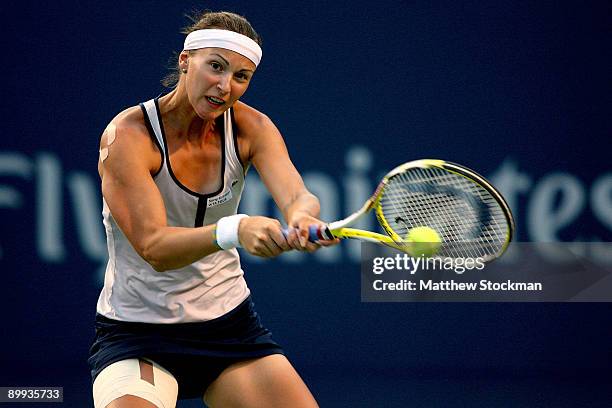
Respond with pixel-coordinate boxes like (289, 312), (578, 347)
(309, 225), (334, 241)
(308, 225), (320, 242)
(281, 226), (333, 242)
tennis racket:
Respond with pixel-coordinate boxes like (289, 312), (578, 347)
(297, 159), (514, 263)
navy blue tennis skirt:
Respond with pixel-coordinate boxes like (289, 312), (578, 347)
(88, 296), (284, 400)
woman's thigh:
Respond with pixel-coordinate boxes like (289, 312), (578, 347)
(93, 358), (178, 408)
(203, 354), (319, 408)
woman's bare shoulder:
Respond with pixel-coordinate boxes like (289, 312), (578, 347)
(110, 105), (148, 135)
(232, 101), (273, 133)
(98, 104), (161, 176)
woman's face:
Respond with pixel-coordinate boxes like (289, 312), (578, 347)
(181, 47), (256, 120)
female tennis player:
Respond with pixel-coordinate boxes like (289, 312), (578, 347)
(88, 10), (336, 408)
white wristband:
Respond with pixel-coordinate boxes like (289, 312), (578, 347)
(215, 214), (249, 250)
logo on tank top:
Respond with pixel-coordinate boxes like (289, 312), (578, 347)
(207, 179), (239, 207)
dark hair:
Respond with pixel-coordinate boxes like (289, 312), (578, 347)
(161, 10), (262, 88)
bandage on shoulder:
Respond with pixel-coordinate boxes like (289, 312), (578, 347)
(99, 123), (117, 163)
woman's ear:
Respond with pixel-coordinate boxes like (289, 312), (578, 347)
(179, 51), (190, 73)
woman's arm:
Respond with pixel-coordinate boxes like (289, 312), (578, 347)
(99, 119), (224, 271)
(237, 104), (337, 251)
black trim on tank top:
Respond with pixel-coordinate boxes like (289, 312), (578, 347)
(195, 197), (207, 228)
(153, 98), (226, 227)
(139, 103), (164, 177)
(229, 108), (245, 173)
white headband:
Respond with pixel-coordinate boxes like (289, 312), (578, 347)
(183, 29), (262, 67)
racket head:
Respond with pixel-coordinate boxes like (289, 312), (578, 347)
(370, 159), (515, 263)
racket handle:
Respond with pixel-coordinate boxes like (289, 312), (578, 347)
(281, 225), (333, 242)
(309, 225), (334, 241)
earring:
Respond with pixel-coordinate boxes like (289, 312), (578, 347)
(182, 68), (187, 74)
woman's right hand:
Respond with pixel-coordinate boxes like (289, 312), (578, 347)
(237, 216), (292, 257)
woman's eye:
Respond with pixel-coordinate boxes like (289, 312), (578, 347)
(210, 62), (222, 70)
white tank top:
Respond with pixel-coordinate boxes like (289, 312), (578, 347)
(96, 98), (250, 323)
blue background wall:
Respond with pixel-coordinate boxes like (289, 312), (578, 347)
(1, 1), (611, 406)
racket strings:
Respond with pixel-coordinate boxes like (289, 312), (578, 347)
(379, 167), (509, 260)
(386, 169), (477, 237)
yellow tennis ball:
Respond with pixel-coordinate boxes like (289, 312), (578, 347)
(405, 226), (442, 257)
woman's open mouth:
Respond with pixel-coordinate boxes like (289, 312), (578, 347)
(206, 96), (224, 108)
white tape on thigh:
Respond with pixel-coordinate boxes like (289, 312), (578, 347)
(93, 358), (178, 408)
